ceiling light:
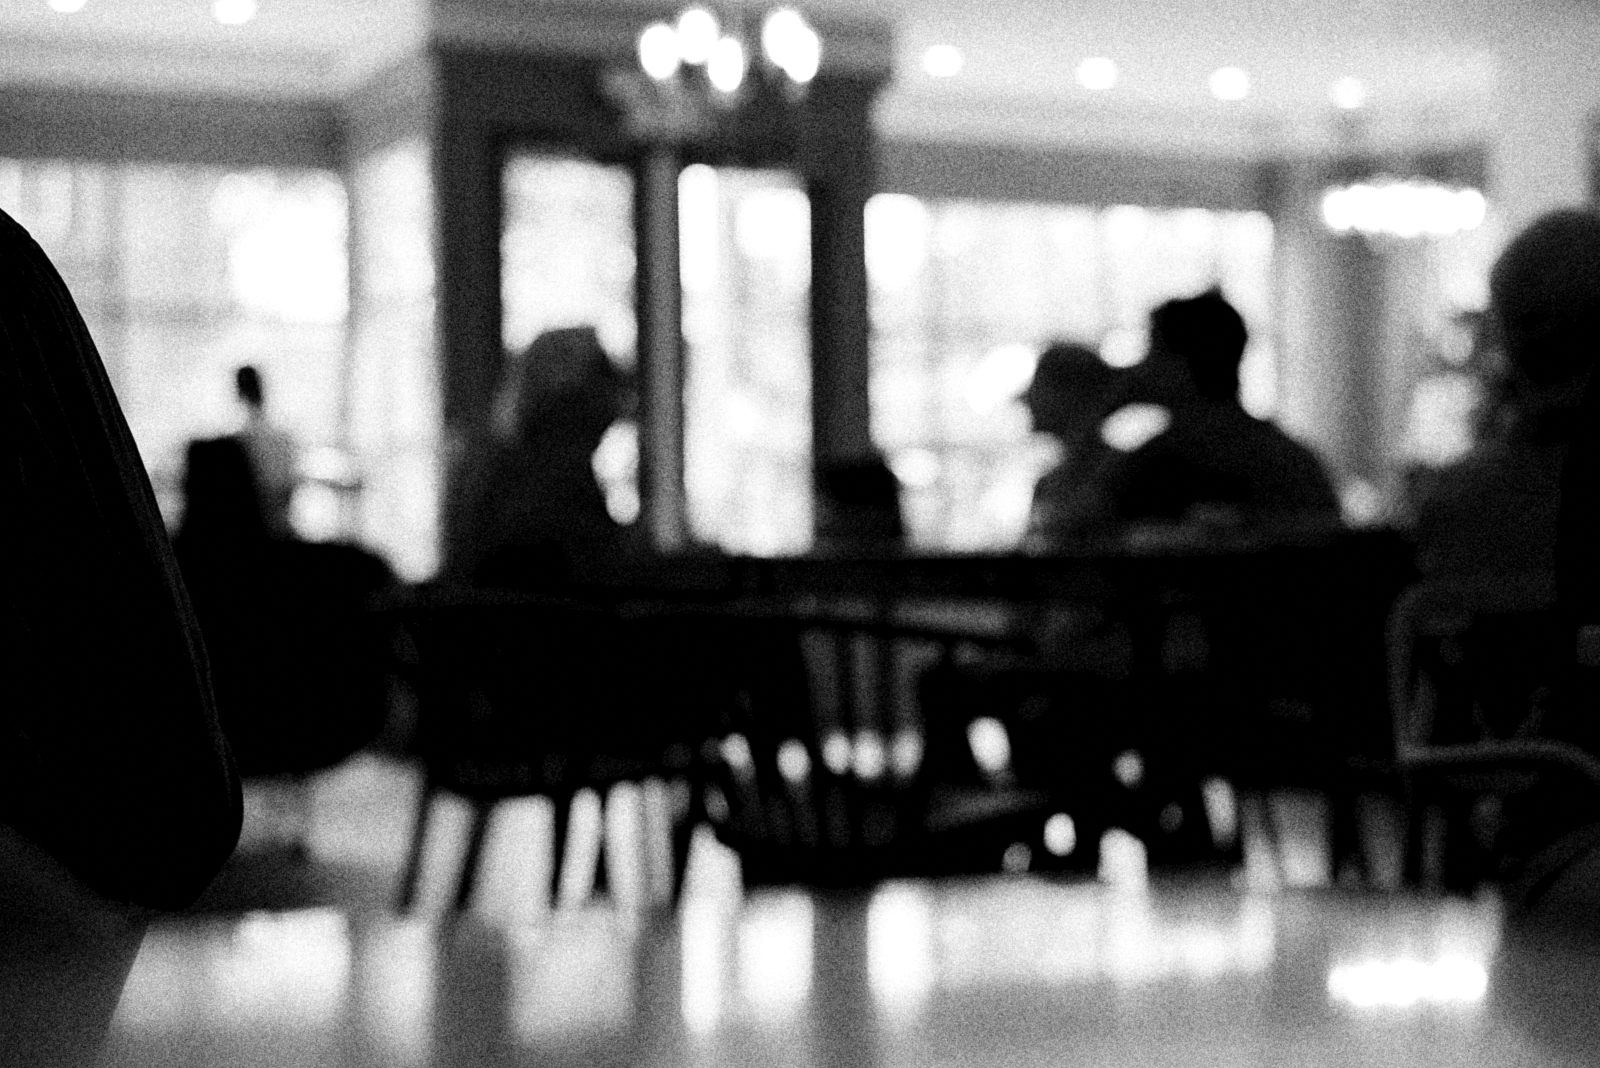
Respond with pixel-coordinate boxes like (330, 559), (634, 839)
(638, 22), (681, 81)
(707, 36), (747, 93)
(762, 9), (821, 84)
(1330, 76), (1365, 109)
(1076, 56), (1118, 91)
(1321, 178), (1487, 238)
(921, 45), (964, 78)
(213, 0), (257, 25)
(1209, 66), (1250, 101)
(48, 0), (89, 12)
(675, 7), (719, 65)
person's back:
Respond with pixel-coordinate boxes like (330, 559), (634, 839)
(458, 327), (631, 590)
(1071, 291), (1339, 537)
(1410, 209), (1600, 580)
(1106, 397), (1340, 526)
(233, 364), (298, 538)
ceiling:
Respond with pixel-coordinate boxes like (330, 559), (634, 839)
(0, 0), (1583, 156)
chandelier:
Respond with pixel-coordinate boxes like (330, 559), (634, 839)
(605, 6), (822, 142)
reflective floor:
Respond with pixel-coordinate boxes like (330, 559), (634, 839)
(101, 878), (1600, 1068)
(94, 757), (1600, 1067)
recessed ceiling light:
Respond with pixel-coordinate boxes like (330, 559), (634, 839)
(1076, 56), (1118, 91)
(213, 0), (257, 24)
(1330, 76), (1366, 109)
(48, 0), (89, 12)
(1209, 66), (1250, 101)
(922, 44), (965, 78)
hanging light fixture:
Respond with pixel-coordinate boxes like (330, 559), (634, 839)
(1321, 176), (1487, 239)
(612, 5), (822, 141)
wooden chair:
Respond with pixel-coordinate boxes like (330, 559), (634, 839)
(1386, 571), (1600, 888)
(392, 590), (703, 912)
(678, 599), (1058, 886)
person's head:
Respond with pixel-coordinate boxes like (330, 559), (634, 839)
(1023, 342), (1122, 440)
(494, 327), (628, 446)
(234, 365), (264, 411)
(1149, 289), (1249, 403)
(1487, 209), (1600, 434)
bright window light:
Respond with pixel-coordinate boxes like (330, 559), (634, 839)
(638, 22), (681, 81)
(1209, 66), (1250, 101)
(921, 44), (965, 78)
(676, 7), (720, 65)
(1077, 56), (1118, 91)
(213, 0), (257, 25)
(1330, 76), (1365, 109)
(707, 35), (747, 93)
(1101, 403), (1172, 453)
(966, 342), (1039, 414)
(48, 0), (89, 13)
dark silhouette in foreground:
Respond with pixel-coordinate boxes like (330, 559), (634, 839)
(1, 206), (241, 1064)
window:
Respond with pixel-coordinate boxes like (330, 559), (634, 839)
(680, 164), (812, 555)
(501, 152), (639, 525)
(866, 195), (1275, 550)
(0, 158), (349, 537)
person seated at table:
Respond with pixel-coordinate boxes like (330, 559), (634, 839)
(1065, 290), (1340, 541)
(1021, 341), (1131, 547)
(174, 436), (395, 790)
(456, 326), (635, 591)
(1410, 209), (1600, 580)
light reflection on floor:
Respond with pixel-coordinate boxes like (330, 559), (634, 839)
(104, 873), (1599, 1068)
(97, 756), (1600, 1067)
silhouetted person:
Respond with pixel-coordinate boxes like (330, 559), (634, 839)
(234, 364), (299, 537)
(1021, 341), (1129, 544)
(1, 207), (241, 1064)
(174, 436), (394, 782)
(1070, 291), (1339, 538)
(816, 456), (904, 552)
(1412, 209), (1600, 578)
(458, 327), (633, 589)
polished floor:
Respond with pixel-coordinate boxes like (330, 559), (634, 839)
(95, 757), (1600, 1068)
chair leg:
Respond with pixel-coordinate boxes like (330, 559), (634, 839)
(550, 792), (571, 907)
(397, 781), (435, 911)
(453, 801), (493, 912)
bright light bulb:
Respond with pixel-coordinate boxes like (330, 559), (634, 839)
(213, 0), (257, 24)
(1077, 56), (1118, 91)
(763, 8), (820, 83)
(638, 22), (681, 81)
(921, 44), (965, 77)
(1209, 66), (1250, 101)
(1330, 76), (1365, 109)
(48, 0), (89, 13)
(676, 7), (719, 65)
(707, 35), (747, 93)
